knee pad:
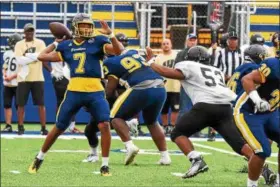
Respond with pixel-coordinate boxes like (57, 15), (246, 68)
(84, 122), (99, 148)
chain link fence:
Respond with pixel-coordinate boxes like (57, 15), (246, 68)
(3, 0), (277, 52)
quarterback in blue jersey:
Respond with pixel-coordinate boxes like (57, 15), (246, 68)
(103, 49), (171, 165)
(241, 51), (280, 187)
(28, 13), (124, 176)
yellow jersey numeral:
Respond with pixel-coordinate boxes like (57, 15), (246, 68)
(269, 89), (280, 111)
(227, 72), (240, 93)
(121, 57), (142, 73)
(259, 64), (271, 77)
(73, 52), (86, 74)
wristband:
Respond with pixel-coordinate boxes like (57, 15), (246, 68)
(53, 41), (58, 49)
(108, 32), (115, 39)
(248, 90), (262, 104)
(147, 57), (156, 66)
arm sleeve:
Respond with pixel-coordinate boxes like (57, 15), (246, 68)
(95, 35), (111, 54)
(174, 61), (191, 79)
(55, 42), (65, 62)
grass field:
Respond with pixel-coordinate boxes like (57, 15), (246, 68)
(1, 124), (278, 187)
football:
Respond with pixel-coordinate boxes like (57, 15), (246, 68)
(49, 22), (72, 39)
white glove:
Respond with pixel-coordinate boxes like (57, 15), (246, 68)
(249, 90), (271, 112)
(51, 70), (64, 81)
(147, 57), (156, 66)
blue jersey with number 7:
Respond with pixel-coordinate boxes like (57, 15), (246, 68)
(55, 36), (110, 92)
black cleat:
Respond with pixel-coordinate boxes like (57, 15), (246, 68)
(207, 131), (216, 142)
(28, 157), (44, 174)
(17, 125), (25, 135)
(100, 165), (111, 176)
(41, 128), (48, 135)
(262, 164), (277, 185)
(182, 156), (209, 179)
(2, 124), (13, 132)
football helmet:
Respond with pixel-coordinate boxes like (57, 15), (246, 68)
(71, 13), (94, 38)
(115, 33), (129, 47)
(186, 46), (211, 65)
(250, 34), (265, 45)
(7, 33), (22, 50)
(244, 44), (267, 64)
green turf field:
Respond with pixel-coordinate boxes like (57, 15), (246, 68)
(1, 124), (278, 187)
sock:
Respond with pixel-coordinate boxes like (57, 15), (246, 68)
(101, 157), (109, 167)
(247, 178), (258, 187)
(36, 150), (46, 160)
(277, 174), (279, 184)
(68, 121), (76, 131)
(90, 147), (98, 155)
(160, 150), (169, 158)
(124, 140), (134, 149)
(187, 151), (201, 160)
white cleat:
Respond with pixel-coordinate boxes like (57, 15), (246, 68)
(158, 155), (171, 165)
(124, 145), (139, 165)
(82, 154), (99, 163)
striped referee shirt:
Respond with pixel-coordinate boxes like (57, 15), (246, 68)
(213, 47), (243, 77)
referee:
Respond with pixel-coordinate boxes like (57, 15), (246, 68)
(213, 31), (243, 82)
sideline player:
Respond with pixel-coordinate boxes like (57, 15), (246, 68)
(241, 53), (279, 187)
(103, 49), (171, 165)
(28, 13), (123, 176)
(2, 33), (22, 132)
(148, 46), (253, 178)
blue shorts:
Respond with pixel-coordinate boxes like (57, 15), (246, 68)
(110, 87), (166, 125)
(56, 91), (110, 130)
(234, 110), (280, 158)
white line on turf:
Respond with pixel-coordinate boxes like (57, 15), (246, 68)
(10, 170), (21, 174)
(49, 149), (212, 156)
(193, 142), (277, 165)
(171, 172), (184, 177)
(0, 134), (225, 142)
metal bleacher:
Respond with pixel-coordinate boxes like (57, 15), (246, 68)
(250, 2), (280, 46)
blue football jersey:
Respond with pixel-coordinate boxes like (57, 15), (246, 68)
(103, 50), (162, 88)
(228, 63), (260, 95)
(234, 57), (280, 114)
(56, 36), (110, 92)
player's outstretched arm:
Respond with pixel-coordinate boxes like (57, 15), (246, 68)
(242, 70), (270, 112)
(146, 47), (185, 80)
(38, 37), (65, 62)
(99, 20), (124, 55)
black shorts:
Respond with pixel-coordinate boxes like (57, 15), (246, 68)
(16, 81), (44, 106)
(172, 102), (246, 154)
(161, 92), (180, 114)
(52, 77), (69, 107)
(3, 86), (17, 108)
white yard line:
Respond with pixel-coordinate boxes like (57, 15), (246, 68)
(0, 134), (225, 142)
(193, 142), (278, 165)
